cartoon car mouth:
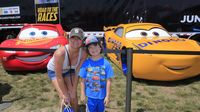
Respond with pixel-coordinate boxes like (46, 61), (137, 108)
(15, 54), (51, 62)
(164, 65), (191, 71)
(16, 38), (53, 46)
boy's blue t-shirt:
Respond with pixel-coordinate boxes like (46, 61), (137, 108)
(79, 57), (114, 99)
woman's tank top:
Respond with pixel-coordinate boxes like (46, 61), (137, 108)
(47, 45), (82, 73)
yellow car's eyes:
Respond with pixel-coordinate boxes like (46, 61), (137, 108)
(152, 32), (159, 36)
(19, 28), (58, 40)
(125, 28), (171, 39)
(141, 32), (147, 36)
(150, 28), (171, 38)
(125, 30), (148, 38)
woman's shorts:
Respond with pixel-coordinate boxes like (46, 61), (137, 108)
(47, 69), (75, 80)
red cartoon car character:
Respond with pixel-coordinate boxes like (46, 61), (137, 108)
(0, 24), (68, 71)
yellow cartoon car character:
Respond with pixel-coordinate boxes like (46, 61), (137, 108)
(104, 23), (200, 81)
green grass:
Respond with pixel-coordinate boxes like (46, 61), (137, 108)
(1, 63), (200, 112)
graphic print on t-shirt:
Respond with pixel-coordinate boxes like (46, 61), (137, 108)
(86, 65), (106, 92)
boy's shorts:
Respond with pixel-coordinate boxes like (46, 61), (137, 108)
(47, 69), (75, 80)
(87, 97), (105, 112)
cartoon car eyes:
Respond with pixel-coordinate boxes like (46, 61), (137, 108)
(150, 28), (171, 37)
(18, 28), (59, 40)
(39, 30), (58, 38)
(125, 28), (171, 39)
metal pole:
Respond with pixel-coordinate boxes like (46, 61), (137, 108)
(57, 0), (61, 24)
(33, 0), (37, 23)
(125, 48), (133, 112)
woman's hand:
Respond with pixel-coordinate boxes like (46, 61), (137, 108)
(62, 93), (70, 104)
(69, 88), (77, 99)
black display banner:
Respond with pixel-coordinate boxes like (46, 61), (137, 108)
(35, 0), (60, 24)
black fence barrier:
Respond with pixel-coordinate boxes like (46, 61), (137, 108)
(1, 47), (200, 55)
(1, 47), (200, 112)
(0, 47), (125, 53)
(0, 47), (56, 53)
(125, 48), (200, 112)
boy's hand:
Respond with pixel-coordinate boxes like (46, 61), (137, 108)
(80, 94), (86, 104)
(104, 96), (110, 106)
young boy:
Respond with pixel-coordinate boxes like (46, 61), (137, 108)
(79, 35), (114, 112)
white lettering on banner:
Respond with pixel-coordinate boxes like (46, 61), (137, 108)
(0, 16), (20, 20)
(180, 15), (200, 23)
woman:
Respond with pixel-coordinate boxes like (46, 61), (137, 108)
(47, 27), (88, 112)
